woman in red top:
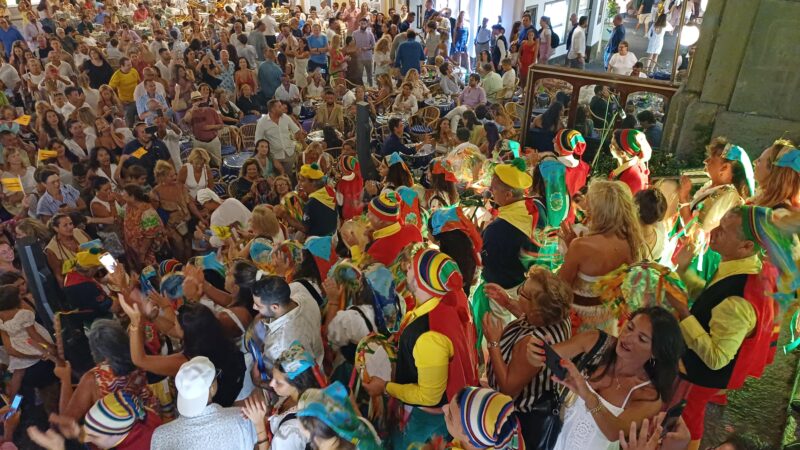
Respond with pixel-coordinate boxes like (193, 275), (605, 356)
(518, 30), (539, 84)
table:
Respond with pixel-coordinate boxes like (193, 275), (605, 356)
(306, 129), (343, 144)
(376, 113), (410, 127)
(424, 97), (455, 116)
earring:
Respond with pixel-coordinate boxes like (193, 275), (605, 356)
(648, 357), (655, 365)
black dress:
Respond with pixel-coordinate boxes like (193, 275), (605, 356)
(83, 60), (114, 89)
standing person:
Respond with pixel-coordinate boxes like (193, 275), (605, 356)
(636, 0), (656, 35)
(665, 206), (780, 450)
(257, 48), (283, 102)
(518, 30), (538, 83)
(108, 57), (141, 127)
(608, 41), (638, 75)
(645, 14), (669, 72)
(0, 18), (23, 58)
(307, 24), (329, 78)
(254, 100), (304, 179)
(517, 13), (537, 44)
(395, 30), (426, 76)
(183, 92), (225, 168)
(364, 191), (423, 266)
(564, 13), (579, 67)
(452, 11), (469, 71)
(262, 7), (279, 48)
(567, 16), (588, 69)
(276, 164), (338, 237)
(364, 248), (478, 449)
(474, 17), (492, 60)
(352, 18), (376, 86)
(249, 21), (269, 62)
(491, 24), (508, 70)
(604, 14), (626, 69)
(537, 16), (554, 64)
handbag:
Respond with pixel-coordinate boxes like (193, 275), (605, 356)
(522, 331), (610, 450)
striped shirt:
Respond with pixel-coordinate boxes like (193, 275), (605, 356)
(487, 318), (571, 412)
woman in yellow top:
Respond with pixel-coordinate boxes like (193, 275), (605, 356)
(44, 213), (91, 286)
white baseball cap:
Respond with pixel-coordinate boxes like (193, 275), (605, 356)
(175, 356), (216, 418)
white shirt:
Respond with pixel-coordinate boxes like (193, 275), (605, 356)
(151, 404), (257, 450)
(274, 83), (301, 104)
(74, 52), (90, 71)
(502, 68), (517, 91)
(495, 37), (508, 61)
(209, 198), (252, 248)
(254, 113), (300, 160)
(262, 14), (278, 36)
(64, 135), (95, 159)
(327, 305), (376, 351)
(51, 62), (74, 79)
(262, 281), (324, 367)
(392, 93), (418, 114)
(0, 64), (20, 92)
(133, 80), (167, 101)
(319, 5), (333, 20)
(608, 51), (638, 75)
(567, 26), (586, 59)
(155, 60), (171, 80)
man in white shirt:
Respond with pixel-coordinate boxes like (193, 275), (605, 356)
(273, 74), (302, 114)
(567, 16), (588, 69)
(155, 48), (173, 80)
(48, 51), (75, 79)
(319, 0), (334, 21)
(254, 99), (304, 179)
(0, 55), (20, 95)
(261, 7), (278, 48)
(61, 86), (86, 119)
(133, 67), (167, 100)
(195, 188), (253, 248)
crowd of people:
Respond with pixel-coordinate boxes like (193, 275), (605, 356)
(0, 0), (795, 450)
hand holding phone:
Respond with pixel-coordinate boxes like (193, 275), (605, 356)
(99, 252), (117, 274)
(542, 341), (567, 380)
(659, 400), (687, 439)
(3, 395), (22, 420)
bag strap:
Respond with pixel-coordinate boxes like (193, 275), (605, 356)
(278, 412), (297, 428)
(555, 331), (610, 403)
(297, 278), (325, 307)
(348, 306), (375, 334)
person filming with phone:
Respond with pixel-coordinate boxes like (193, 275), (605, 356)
(525, 306), (684, 450)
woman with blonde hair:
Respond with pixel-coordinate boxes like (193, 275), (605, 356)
(96, 84), (124, 120)
(234, 204), (286, 261)
(178, 148), (215, 200)
(329, 34), (348, 82)
(559, 180), (645, 333)
(402, 68), (430, 101)
(752, 139), (800, 211)
(76, 73), (100, 110)
(373, 35), (392, 77)
(1, 147), (36, 218)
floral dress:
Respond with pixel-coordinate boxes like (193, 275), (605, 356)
(123, 203), (166, 268)
(90, 361), (161, 415)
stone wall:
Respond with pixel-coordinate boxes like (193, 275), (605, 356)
(663, 0), (800, 160)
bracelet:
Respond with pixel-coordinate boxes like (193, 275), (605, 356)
(488, 340), (500, 348)
(256, 438), (268, 445)
(587, 394), (604, 415)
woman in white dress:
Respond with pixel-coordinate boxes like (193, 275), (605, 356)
(178, 148), (214, 200)
(527, 307), (684, 450)
(646, 14), (670, 72)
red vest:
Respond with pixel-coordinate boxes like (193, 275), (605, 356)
(727, 264), (778, 389)
(336, 176), (364, 220)
(610, 162), (649, 195)
(366, 224), (423, 266)
(428, 300), (479, 402)
(565, 160), (590, 196)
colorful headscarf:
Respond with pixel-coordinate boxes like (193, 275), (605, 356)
(494, 157), (532, 189)
(363, 263), (403, 333)
(396, 186), (423, 229)
(387, 152), (405, 167)
(278, 340), (326, 387)
(75, 247), (103, 268)
(458, 387), (519, 449)
(412, 248), (461, 297)
(158, 259), (183, 277)
(160, 272), (185, 301)
(84, 391), (146, 437)
(554, 129), (586, 157)
(271, 240), (304, 271)
(430, 206), (483, 264)
(774, 144), (800, 173)
(368, 191), (399, 222)
(281, 191), (306, 223)
(431, 158), (457, 182)
(304, 236), (337, 282)
(299, 163), (325, 180)
(614, 129), (652, 162)
(192, 252), (226, 279)
(721, 144), (755, 197)
(297, 382), (381, 450)
(249, 237), (275, 269)
(329, 260), (363, 308)
(140, 264), (157, 294)
(739, 205), (800, 302)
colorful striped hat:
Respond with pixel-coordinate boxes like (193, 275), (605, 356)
(458, 387), (519, 449)
(158, 259), (183, 277)
(368, 191), (399, 222)
(614, 129), (651, 160)
(412, 248), (460, 296)
(339, 155), (360, 181)
(431, 158), (457, 182)
(84, 391), (146, 436)
(554, 129), (586, 157)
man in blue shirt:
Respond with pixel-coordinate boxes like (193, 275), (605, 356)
(122, 122), (172, 186)
(604, 14), (625, 69)
(517, 13), (537, 44)
(395, 30), (425, 76)
(307, 24), (329, 77)
(381, 117), (426, 157)
(0, 18), (23, 58)
(257, 48), (283, 102)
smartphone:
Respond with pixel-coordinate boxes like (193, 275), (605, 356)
(659, 400), (686, 438)
(99, 252), (117, 274)
(542, 341), (567, 380)
(4, 394), (22, 420)
(145, 125), (158, 135)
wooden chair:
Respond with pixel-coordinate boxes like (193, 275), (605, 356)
(409, 106), (440, 141)
(505, 101), (523, 128)
(239, 123), (257, 151)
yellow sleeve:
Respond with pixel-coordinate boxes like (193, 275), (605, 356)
(678, 267), (706, 300)
(385, 331), (453, 406)
(680, 296), (756, 370)
(108, 71), (119, 89)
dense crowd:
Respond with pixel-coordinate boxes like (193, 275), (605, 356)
(0, 0), (796, 450)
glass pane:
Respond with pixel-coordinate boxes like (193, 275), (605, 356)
(544, 0), (569, 43)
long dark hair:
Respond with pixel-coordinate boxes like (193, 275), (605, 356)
(274, 353), (321, 394)
(432, 229), (476, 295)
(293, 249), (322, 285)
(231, 259), (257, 311)
(89, 146), (118, 171)
(123, 183), (151, 203)
(386, 163), (413, 188)
(590, 306), (684, 402)
(538, 101), (563, 132)
(42, 111), (68, 140)
(299, 416), (356, 450)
